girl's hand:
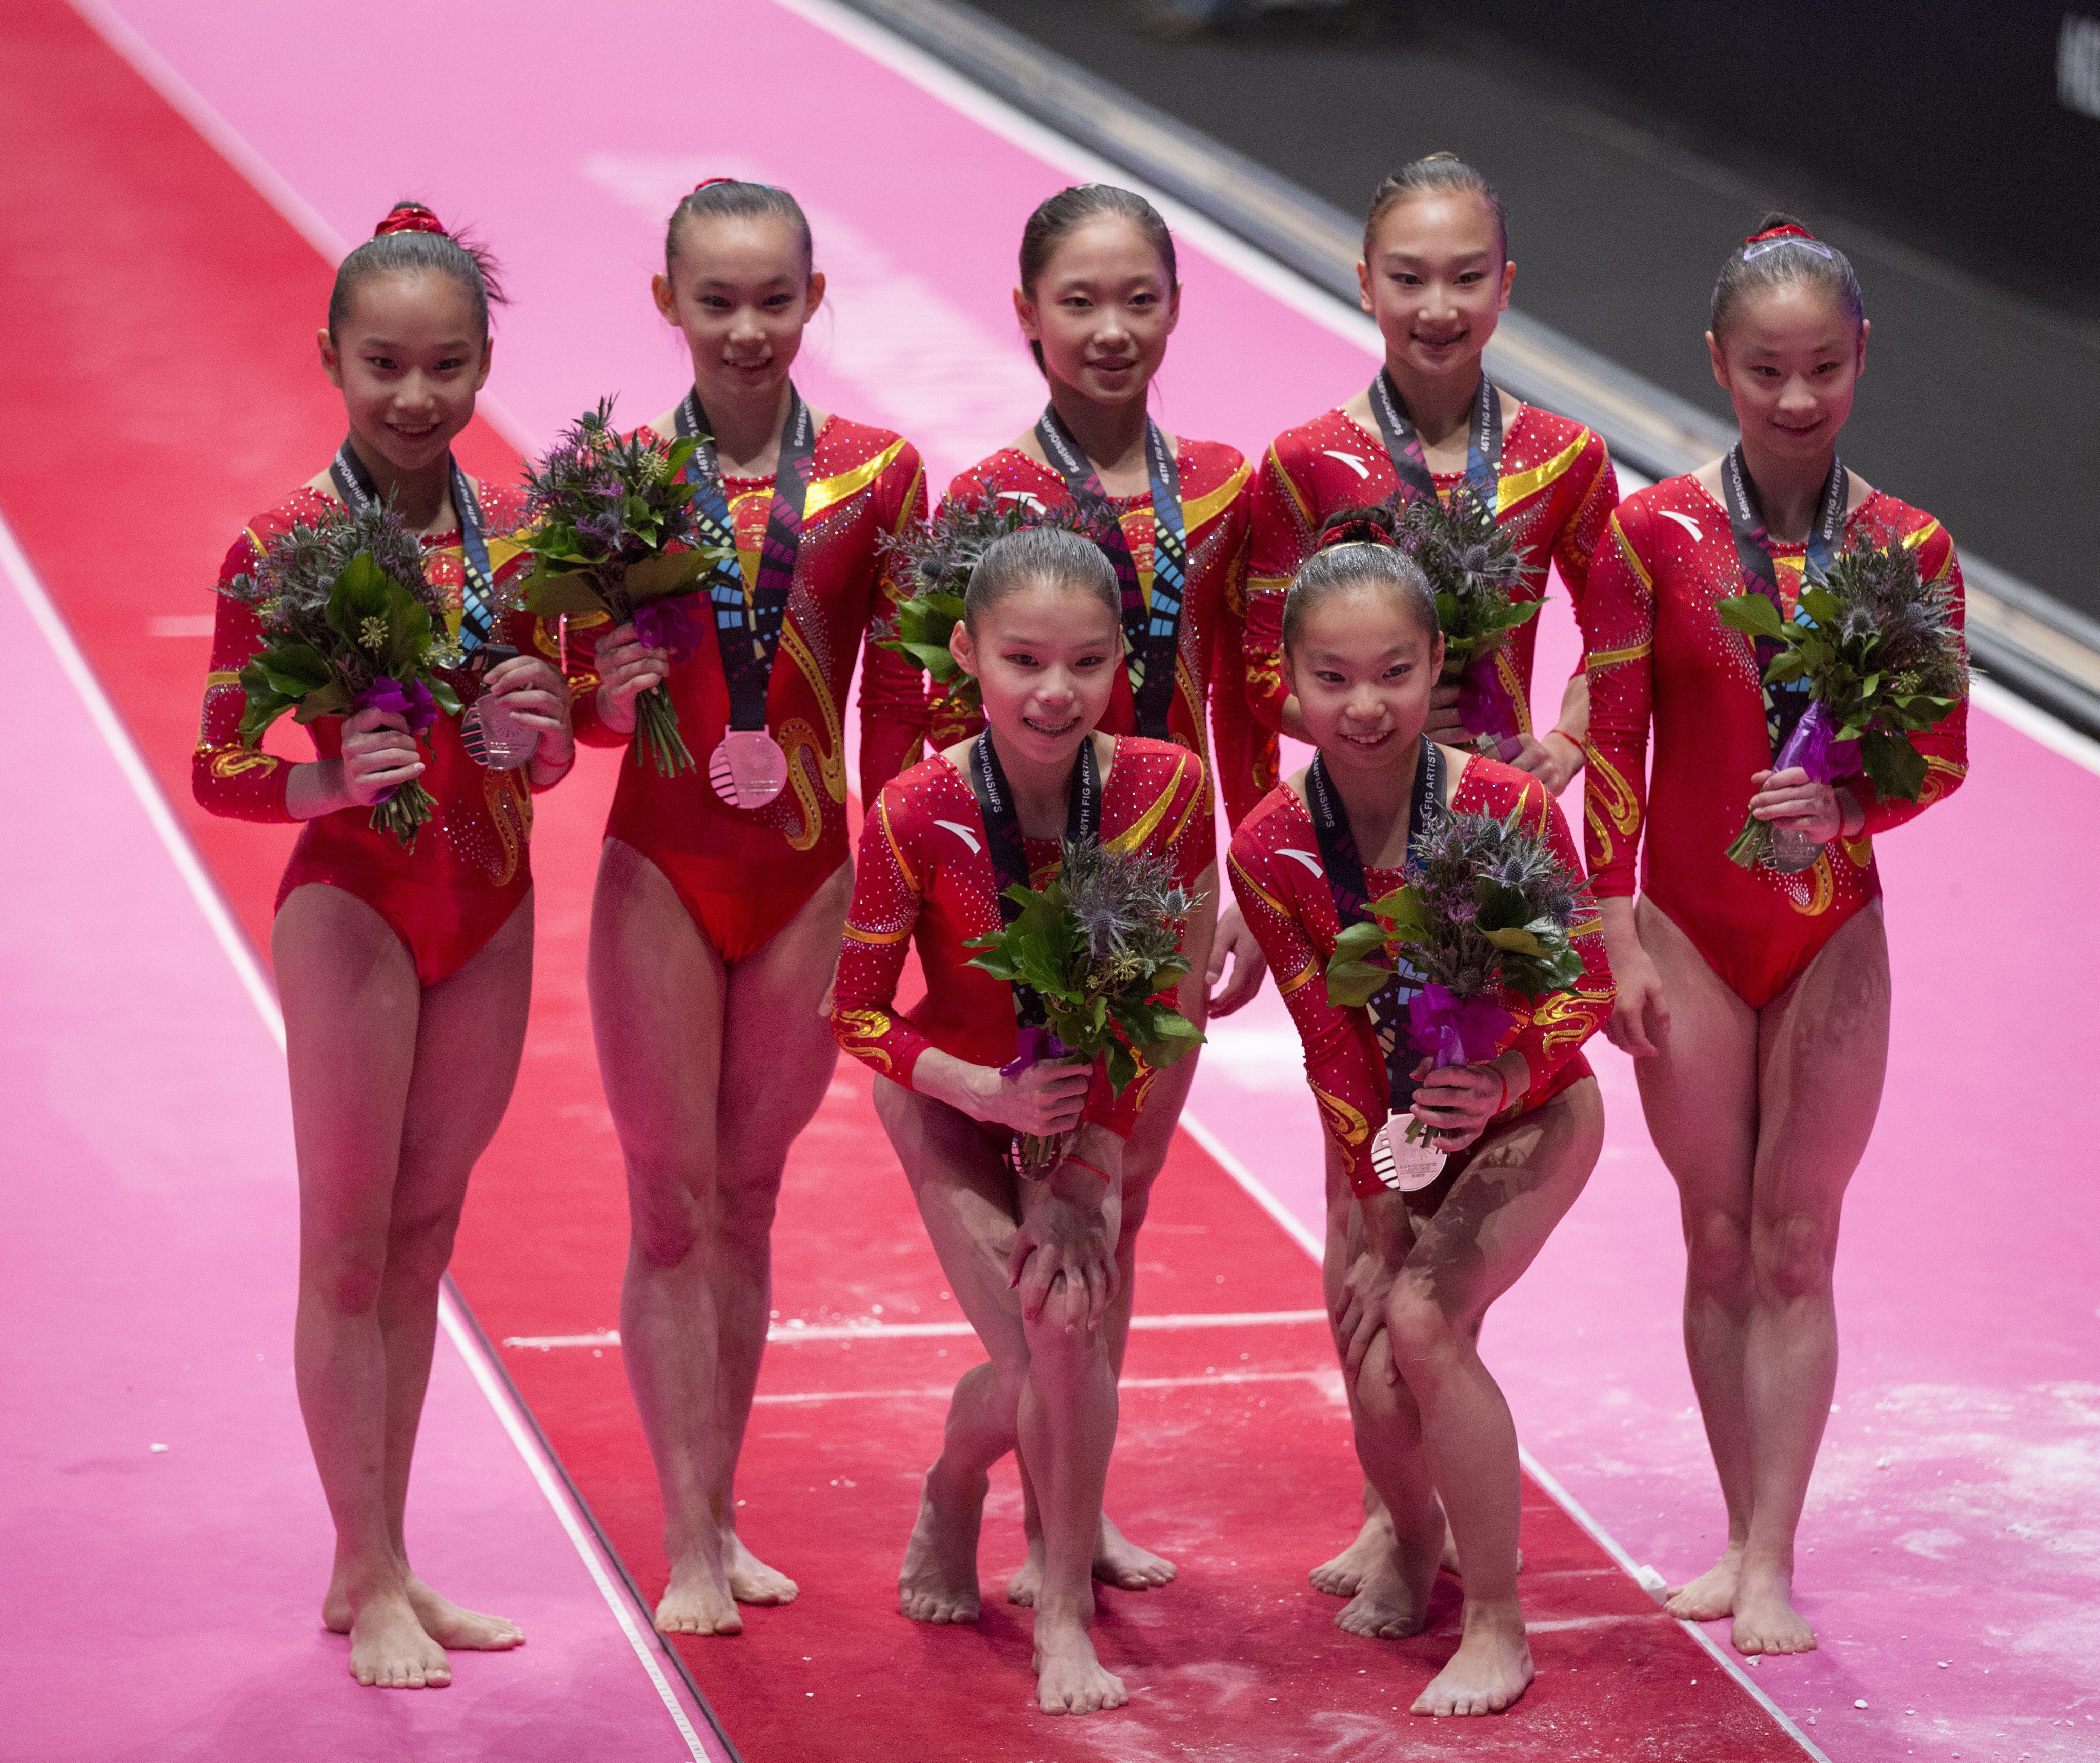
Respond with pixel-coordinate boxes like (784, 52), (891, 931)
(1748, 766), (1845, 843)
(965, 1058), (1093, 1136)
(1599, 897), (1667, 1057)
(1407, 1056), (1519, 1153)
(339, 705), (422, 807)
(483, 655), (575, 764)
(1008, 1147), (1122, 1332)
(1504, 730), (1583, 796)
(593, 620), (672, 735)
(1423, 679), (1471, 743)
(1334, 1194), (1408, 1378)
(1205, 900), (1268, 1018)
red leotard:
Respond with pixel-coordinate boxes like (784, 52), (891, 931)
(1227, 756), (1613, 1198)
(1245, 402), (1617, 738)
(193, 481), (544, 987)
(1582, 476), (1969, 1009)
(568, 415), (928, 961)
(833, 737), (1209, 1137)
(934, 439), (1274, 838)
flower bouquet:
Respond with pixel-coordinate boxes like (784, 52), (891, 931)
(513, 399), (731, 778)
(1326, 806), (1588, 1182)
(217, 498), (471, 848)
(878, 497), (1118, 744)
(967, 836), (1204, 1179)
(1716, 531), (1966, 871)
(1397, 482), (1543, 759)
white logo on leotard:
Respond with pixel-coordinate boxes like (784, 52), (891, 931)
(994, 491), (1048, 515)
(1320, 451), (1371, 479)
(935, 820), (982, 854)
(1279, 848), (1325, 877)
(1659, 510), (1705, 542)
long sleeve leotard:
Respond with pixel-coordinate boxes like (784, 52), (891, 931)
(193, 480), (546, 987)
(935, 439), (1273, 838)
(1227, 755), (1613, 1198)
(564, 415), (928, 961)
(1245, 403), (1617, 740)
(1581, 476), (1968, 1008)
(832, 736), (1209, 1138)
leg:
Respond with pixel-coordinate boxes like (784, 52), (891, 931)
(274, 885), (445, 1689)
(1009, 873), (1220, 1605)
(1732, 907), (1890, 1654)
(590, 840), (740, 1635)
(1387, 1081), (1605, 1716)
(1633, 900), (1763, 1623)
(708, 862), (855, 1604)
(372, 894), (537, 1652)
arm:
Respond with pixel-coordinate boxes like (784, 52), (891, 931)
(1580, 504), (1666, 1056)
(1243, 440), (1314, 739)
(1208, 515), (1278, 833)
(856, 446), (933, 803)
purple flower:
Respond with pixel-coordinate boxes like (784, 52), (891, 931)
(633, 596), (699, 659)
(1407, 984), (1510, 1069)
(355, 675), (437, 736)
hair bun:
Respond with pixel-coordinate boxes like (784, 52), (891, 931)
(374, 201), (447, 239)
(1746, 213), (1815, 246)
(1315, 504), (1399, 553)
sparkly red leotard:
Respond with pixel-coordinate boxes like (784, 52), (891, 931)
(567, 415), (928, 961)
(935, 439), (1273, 837)
(1245, 402), (1617, 739)
(194, 480), (543, 987)
(1227, 755), (1612, 1198)
(833, 737), (1208, 1137)
(1582, 475), (1968, 1009)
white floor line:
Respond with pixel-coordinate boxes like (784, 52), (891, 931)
(754, 1367), (1339, 1407)
(4, 509), (717, 1760)
(504, 1308), (1331, 1350)
(1175, 1109), (1326, 1260)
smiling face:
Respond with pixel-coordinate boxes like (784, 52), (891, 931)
(318, 271), (490, 475)
(1287, 579), (1444, 774)
(1358, 192), (1513, 382)
(1707, 281), (1868, 463)
(951, 578), (1122, 766)
(654, 213), (824, 409)
(1014, 214), (1179, 406)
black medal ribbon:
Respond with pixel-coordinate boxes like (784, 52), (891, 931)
(675, 386), (817, 734)
(968, 730), (1101, 1030)
(1032, 406), (1188, 741)
(1719, 443), (1847, 755)
(1366, 370), (1502, 513)
(331, 438), (495, 651)
(1306, 735), (1445, 1113)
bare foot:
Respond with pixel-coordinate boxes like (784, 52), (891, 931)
(1335, 1511), (1441, 1640)
(1033, 1611), (1127, 1715)
(656, 1548), (742, 1636)
(405, 1575), (525, 1650)
(1009, 1513), (1176, 1605)
(1731, 1561), (1815, 1655)
(900, 1470), (982, 1624)
(1311, 1509), (1395, 1597)
(346, 1588), (452, 1689)
(1664, 1544), (1743, 1622)
(720, 1531), (798, 1606)
(1412, 1599), (1533, 1716)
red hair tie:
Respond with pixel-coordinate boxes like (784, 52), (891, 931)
(691, 177), (738, 193)
(1317, 517), (1396, 554)
(374, 202), (447, 239)
(1746, 221), (1816, 245)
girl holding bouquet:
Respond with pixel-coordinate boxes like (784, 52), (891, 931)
(571, 179), (927, 1635)
(192, 205), (575, 1687)
(1227, 512), (1612, 1716)
(832, 527), (1208, 1715)
(1246, 154), (1617, 796)
(1582, 216), (1968, 1654)
(932, 183), (1270, 1601)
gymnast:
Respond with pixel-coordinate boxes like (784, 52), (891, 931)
(1582, 215), (1968, 1653)
(832, 526), (1209, 1714)
(1228, 512), (1612, 1714)
(192, 204), (574, 1687)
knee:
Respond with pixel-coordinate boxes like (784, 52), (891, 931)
(1752, 1209), (1837, 1305)
(713, 1162), (784, 1249)
(304, 1236), (389, 1316)
(1384, 1291), (1467, 1383)
(1350, 1344), (1423, 1442)
(1683, 1206), (1753, 1297)
(627, 1174), (708, 1269)
(384, 1206), (460, 1290)
(1023, 1311), (1114, 1384)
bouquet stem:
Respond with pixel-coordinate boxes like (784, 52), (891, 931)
(1014, 1129), (1073, 1183)
(369, 778), (438, 850)
(631, 683), (695, 778)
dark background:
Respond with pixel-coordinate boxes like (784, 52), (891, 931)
(967, 0), (2100, 619)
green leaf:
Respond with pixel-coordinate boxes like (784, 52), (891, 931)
(428, 677), (462, 717)
(1716, 593), (1784, 640)
(521, 570), (613, 617)
(1860, 730), (1927, 803)
(1325, 957), (1391, 1010)
(1482, 925), (1544, 956)
(625, 549), (716, 601)
(254, 643), (333, 697)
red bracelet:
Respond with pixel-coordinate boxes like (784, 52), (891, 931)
(1491, 1067), (1510, 1115)
(1546, 727), (1584, 756)
(1061, 1154), (1112, 1184)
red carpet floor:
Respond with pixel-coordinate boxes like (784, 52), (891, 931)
(1, 3), (1808, 1754)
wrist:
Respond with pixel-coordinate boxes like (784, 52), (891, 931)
(595, 681), (637, 735)
(1835, 785), (1864, 840)
(1544, 728), (1584, 771)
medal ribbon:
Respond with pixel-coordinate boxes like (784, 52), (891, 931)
(1032, 406), (1188, 741)
(968, 730), (1101, 1030)
(675, 387), (817, 734)
(1719, 443), (1847, 754)
(331, 440), (495, 651)
(1306, 736), (1445, 1113)
(1366, 371), (1502, 513)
